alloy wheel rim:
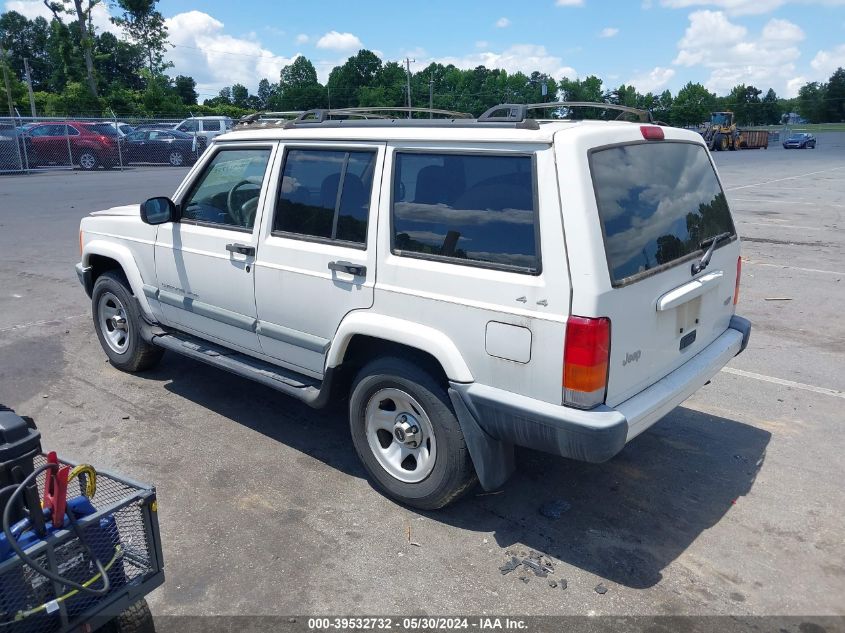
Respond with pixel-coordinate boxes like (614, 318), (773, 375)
(170, 151), (183, 166)
(97, 291), (130, 354)
(364, 387), (437, 483)
(80, 153), (96, 169)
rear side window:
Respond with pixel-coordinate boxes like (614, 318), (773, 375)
(86, 124), (118, 136)
(392, 152), (538, 273)
(274, 149), (376, 245)
(590, 142), (734, 286)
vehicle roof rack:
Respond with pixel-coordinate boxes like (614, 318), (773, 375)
(236, 111), (305, 128)
(283, 106), (473, 128)
(478, 101), (653, 123)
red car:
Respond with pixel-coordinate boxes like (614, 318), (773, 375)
(24, 122), (121, 170)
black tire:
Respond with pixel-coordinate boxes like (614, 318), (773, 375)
(111, 599), (155, 633)
(91, 271), (164, 372)
(349, 357), (477, 509)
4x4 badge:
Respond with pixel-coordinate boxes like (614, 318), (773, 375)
(623, 350), (642, 366)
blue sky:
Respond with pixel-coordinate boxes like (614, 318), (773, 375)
(4, 0), (845, 99)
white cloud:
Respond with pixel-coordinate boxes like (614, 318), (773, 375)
(555, 0), (585, 5)
(786, 76), (807, 97)
(628, 66), (676, 92)
(495, 17), (511, 28)
(673, 10), (805, 94)
(600, 27), (620, 38)
(295, 33), (310, 45)
(316, 30), (363, 51)
(165, 11), (296, 96)
(660, 0), (845, 15)
(427, 44), (576, 79)
(4, 0), (120, 34)
(810, 44), (845, 76)
(475, 40), (489, 48)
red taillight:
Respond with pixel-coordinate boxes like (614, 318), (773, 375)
(640, 125), (664, 141)
(563, 316), (610, 409)
(734, 256), (742, 305)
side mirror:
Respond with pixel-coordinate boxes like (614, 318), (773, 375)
(140, 197), (178, 225)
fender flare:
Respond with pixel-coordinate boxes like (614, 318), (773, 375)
(83, 240), (155, 319)
(327, 312), (474, 383)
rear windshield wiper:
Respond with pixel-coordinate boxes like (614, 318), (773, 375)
(691, 231), (732, 275)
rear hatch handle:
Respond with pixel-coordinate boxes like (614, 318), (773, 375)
(656, 271), (723, 312)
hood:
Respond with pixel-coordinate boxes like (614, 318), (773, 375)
(90, 204), (139, 217)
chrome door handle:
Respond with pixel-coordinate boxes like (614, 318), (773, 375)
(226, 243), (255, 256)
(328, 261), (366, 276)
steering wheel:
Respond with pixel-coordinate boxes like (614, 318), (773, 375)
(226, 179), (260, 226)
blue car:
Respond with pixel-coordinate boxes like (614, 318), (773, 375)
(783, 133), (817, 149)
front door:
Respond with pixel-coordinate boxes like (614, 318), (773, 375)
(154, 144), (276, 353)
(254, 143), (384, 376)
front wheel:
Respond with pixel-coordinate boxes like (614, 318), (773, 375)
(349, 357), (477, 509)
(92, 271), (164, 372)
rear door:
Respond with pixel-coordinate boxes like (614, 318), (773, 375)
(558, 130), (740, 407)
(253, 142), (384, 377)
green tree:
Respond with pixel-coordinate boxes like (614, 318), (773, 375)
(0, 11), (51, 90)
(44, 0), (101, 97)
(231, 83), (249, 108)
(173, 74), (197, 105)
(671, 81), (715, 126)
(95, 31), (144, 90)
(256, 77), (273, 108)
(326, 49), (382, 108)
(652, 89), (673, 123)
(110, 0), (170, 76)
(276, 56), (325, 110)
(761, 88), (781, 125)
(797, 82), (827, 123)
(727, 84), (762, 125)
(825, 67), (845, 122)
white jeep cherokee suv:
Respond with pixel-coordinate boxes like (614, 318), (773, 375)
(76, 104), (751, 509)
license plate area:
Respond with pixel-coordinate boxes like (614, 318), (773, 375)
(680, 329), (697, 351)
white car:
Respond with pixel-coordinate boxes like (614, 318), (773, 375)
(110, 122), (135, 137)
(76, 104), (750, 509)
(173, 116), (232, 144)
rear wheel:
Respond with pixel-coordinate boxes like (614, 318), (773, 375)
(78, 151), (99, 170)
(168, 150), (184, 166)
(349, 357), (476, 509)
(92, 271), (164, 372)
(719, 135), (729, 151)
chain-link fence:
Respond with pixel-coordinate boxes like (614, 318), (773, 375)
(0, 115), (209, 174)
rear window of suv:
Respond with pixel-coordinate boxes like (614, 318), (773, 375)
(590, 142), (735, 286)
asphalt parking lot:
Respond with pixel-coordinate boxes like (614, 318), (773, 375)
(1, 134), (843, 621)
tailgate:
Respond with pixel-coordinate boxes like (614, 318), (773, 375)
(573, 135), (740, 407)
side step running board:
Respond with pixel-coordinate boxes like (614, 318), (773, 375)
(151, 332), (330, 407)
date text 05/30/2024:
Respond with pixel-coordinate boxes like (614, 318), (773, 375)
(307, 618), (528, 630)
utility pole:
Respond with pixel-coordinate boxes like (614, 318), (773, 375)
(404, 57), (414, 118)
(23, 58), (37, 117)
(429, 72), (433, 118)
(0, 45), (15, 119)
(327, 85), (331, 110)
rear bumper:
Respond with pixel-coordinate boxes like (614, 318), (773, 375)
(451, 316), (751, 470)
